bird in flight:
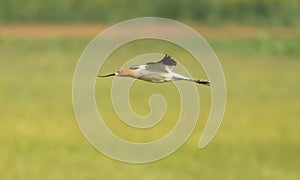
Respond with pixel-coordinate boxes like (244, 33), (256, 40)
(98, 54), (210, 86)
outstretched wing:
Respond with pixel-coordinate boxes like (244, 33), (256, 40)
(145, 54), (177, 72)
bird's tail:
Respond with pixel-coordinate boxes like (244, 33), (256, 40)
(194, 79), (210, 86)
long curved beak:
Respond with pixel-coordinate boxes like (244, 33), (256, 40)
(97, 73), (115, 78)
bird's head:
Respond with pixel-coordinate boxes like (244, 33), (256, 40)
(115, 69), (131, 77)
(98, 68), (138, 78)
(115, 69), (121, 76)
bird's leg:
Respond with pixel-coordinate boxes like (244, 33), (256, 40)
(194, 79), (210, 86)
(171, 72), (210, 86)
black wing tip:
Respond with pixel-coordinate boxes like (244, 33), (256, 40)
(162, 54), (177, 66)
(164, 54), (173, 59)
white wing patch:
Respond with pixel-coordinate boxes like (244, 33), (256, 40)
(129, 65), (147, 70)
(145, 54), (177, 72)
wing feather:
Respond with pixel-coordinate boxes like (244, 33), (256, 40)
(145, 54), (177, 72)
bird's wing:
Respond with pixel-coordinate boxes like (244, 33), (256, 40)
(145, 54), (177, 72)
(129, 65), (142, 70)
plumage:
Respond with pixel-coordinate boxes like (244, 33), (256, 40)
(98, 54), (210, 86)
(144, 54), (176, 72)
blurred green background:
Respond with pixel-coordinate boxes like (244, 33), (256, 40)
(1, 0), (300, 25)
(1, 0), (300, 179)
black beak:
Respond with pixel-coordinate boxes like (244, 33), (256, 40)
(97, 73), (115, 78)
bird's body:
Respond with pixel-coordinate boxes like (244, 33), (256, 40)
(98, 54), (210, 86)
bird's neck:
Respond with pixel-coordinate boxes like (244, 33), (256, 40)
(120, 69), (140, 78)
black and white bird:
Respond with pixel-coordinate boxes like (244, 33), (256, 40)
(98, 54), (210, 86)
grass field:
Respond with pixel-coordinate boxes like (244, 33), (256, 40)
(0, 25), (299, 179)
(1, 0), (300, 25)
